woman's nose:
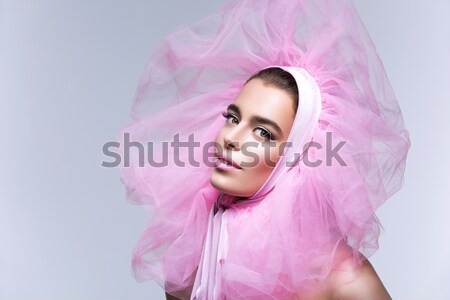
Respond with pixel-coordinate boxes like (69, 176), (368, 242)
(223, 128), (241, 151)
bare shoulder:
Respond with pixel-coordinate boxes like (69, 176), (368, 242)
(329, 256), (392, 300)
(295, 244), (392, 300)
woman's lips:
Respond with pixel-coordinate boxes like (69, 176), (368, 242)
(214, 154), (242, 171)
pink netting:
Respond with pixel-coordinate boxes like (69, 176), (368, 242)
(116, 0), (411, 299)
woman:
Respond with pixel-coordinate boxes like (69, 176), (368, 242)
(162, 66), (393, 299)
(117, 0), (410, 299)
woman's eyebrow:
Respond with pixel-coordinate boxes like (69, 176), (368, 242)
(227, 103), (241, 116)
(227, 103), (284, 138)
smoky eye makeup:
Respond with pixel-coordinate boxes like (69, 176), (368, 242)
(221, 111), (239, 123)
(227, 103), (284, 138)
(254, 127), (276, 141)
(220, 110), (277, 141)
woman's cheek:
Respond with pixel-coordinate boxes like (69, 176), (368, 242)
(269, 148), (280, 168)
(254, 146), (279, 170)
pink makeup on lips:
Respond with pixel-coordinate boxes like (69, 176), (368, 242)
(214, 153), (242, 172)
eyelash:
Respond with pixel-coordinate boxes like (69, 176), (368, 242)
(221, 111), (275, 141)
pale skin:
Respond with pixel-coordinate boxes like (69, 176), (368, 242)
(165, 78), (392, 300)
(166, 258), (391, 300)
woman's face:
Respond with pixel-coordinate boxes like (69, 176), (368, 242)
(210, 78), (296, 197)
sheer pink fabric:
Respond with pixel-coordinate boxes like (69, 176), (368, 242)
(190, 65), (323, 300)
(116, 0), (411, 299)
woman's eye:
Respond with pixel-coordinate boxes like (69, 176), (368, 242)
(221, 111), (238, 124)
(221, 112), (274, 141)
(254, 128), (273, 141)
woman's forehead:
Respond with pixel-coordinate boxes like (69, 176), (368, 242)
(233, 79), (295, 119)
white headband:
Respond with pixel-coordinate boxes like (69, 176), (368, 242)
(246, 65), (323, 201)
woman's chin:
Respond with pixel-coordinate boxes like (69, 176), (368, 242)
(209, 175), (254, 198)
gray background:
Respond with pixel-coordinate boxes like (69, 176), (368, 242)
(1, 0), (449, 299)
